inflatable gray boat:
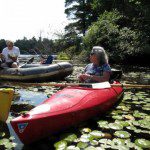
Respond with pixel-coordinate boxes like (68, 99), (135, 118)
(0, 62), (73, 82)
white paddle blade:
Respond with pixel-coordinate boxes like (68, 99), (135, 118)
(92, 82), (111, 89)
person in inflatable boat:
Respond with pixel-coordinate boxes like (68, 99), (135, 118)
(78, 46), (111, 83)
(0, 40), (20, 68)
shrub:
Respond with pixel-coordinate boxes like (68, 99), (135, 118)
(57, 52), (70, 60)
(83, 10), (143, 63)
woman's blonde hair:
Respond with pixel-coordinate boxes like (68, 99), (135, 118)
(6, 40), (14, 46)
(91, 46), (109, 65)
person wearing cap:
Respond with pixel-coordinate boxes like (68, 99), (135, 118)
(0, 40), (20, 68)
(78, 46), (111, 83)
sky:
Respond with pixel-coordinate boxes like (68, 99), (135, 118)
(0, 0), (69, 41)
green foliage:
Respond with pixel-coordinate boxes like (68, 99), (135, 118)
(0, 39), (6, 52)
(78, 50), (89, 63)
(57, 52), (70, 60)
(65, 0), (94, 35)
(64, 0), (150, 64)
(83, 10), (143, 63)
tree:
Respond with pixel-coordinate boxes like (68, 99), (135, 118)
(83, 11), (143, 63)
(65, 0), (94, 35)
(0, 39), (6, 52)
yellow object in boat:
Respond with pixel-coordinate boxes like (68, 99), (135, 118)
(0, 88), (14, 122)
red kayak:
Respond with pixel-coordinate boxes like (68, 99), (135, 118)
(11, 82), (123, 144)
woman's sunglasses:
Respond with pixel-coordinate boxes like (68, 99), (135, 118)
(90, 52), (95, 55)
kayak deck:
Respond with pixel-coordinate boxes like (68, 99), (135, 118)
(11, 82), (123, 144)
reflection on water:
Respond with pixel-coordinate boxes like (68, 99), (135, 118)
(13, 89), (48, 106)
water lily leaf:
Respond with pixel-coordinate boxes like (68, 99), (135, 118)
(80, 134), (92, 142)
(123, 93), (132, 100)
(133, 111), (147, 118)
(84, 146), (97, 150)
(111, 144), (129, 150)
(132, 101), (141, 104)
(133, 119), (150, 130)
(120, 106), (130, 111)
(112, 115), (123, 120)
(135, 139), (150, 148)
(61, 133), (77, 143)
(142, 107), (150, 111)
(90, 140), (99, 146)
(97, 120), (109, 129)
(114, 131), (131, 139)
(100, 144), (112, 149)
(54, 140), (67, 150)
(80, 128), (91, 133)
(90, 130), (104, 139)
(66, 145), (80, 150)
(108, 123), (123, 130)
(77, 142), (88, 149)
(126, 126), (137, 131)
(98, 139), (112, 145)
(115, 120), (130, 127)
(112, 138), (126, 145)
(4, 142), (16, 149)
(145, 98), (150, 102)
(9, 136), (15, 140)
(123, 115), (135, 120)
(110, 110), (123, 115)
(0, 132), (5, 138)
(132, 96), (139, 101)
(0, 138), (9, 145)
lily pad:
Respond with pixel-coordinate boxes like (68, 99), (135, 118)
(115, 120), (130, 127)
(0, 138), (16, 149)
(97, 120), (109, 129)
(80, 128), (91, 133)
(133, 111), (147, 118)
(126, 126), (137, 131)
(108, 123), (123, 130)
(123, 115), (135, 120)
(54, 140), (67, 150)
(114, 131), (131, 139)
(99, 139), (112, 145)
(77, 142), (88, 149)
(66, 145), (80, 150)
(135, 139), (150, 148)
(80, 134), (92, 142)
(0, 138), (9, 145)
(0, 132), (5, 138)
(85, 146), (97, 150)
(90, 130), (104, 139)
(111, 144), (129, 150)
(112, 115), (123, 120)
(133, 119), (150, 130)
(142, 107), (150, 111)
(61, 133), (77, 143)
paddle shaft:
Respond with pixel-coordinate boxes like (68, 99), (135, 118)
(19, 57), (34, 68)
(8, 82), (150, 89)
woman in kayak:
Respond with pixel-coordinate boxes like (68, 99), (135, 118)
(78, 46), (111, 83)
(0, 40), (20, 68)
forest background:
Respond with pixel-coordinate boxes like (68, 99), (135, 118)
(0, 0), (149, 65)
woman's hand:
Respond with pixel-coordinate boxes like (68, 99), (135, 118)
(78, 74), (91, 82)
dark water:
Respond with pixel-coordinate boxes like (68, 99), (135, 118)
(0, 64), (149, 150)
